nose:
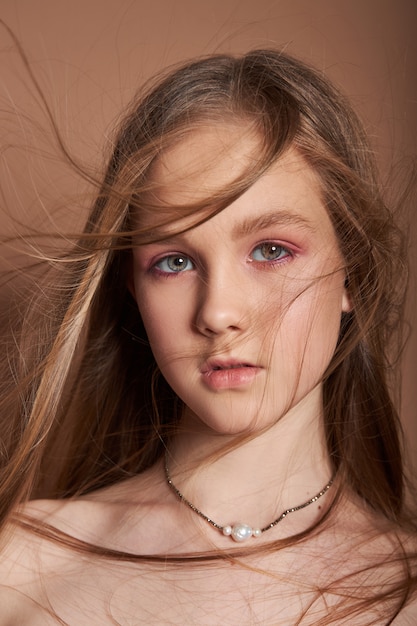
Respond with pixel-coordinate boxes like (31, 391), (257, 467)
(194, 270), (247, 337)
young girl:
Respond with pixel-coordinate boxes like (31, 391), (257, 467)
(0, 48), (416, 625)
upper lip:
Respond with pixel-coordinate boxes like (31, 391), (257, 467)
(201, 358), (259, 374)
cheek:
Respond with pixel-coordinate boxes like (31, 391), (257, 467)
(133, 286), (191, 370)
(301, 282), (345, 362)
(272, 277), (345, 367)
(135, 301), (167, 356)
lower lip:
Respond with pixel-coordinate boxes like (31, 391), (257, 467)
(202, 367), (261, 390)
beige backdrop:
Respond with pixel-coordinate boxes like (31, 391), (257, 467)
(1, 0), (416, 467)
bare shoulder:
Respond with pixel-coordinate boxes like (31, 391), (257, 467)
(0, 483), (415, 626)
(391, 599), (417, 625)
(0, 503), (80, 625)
(0, 465), (175, 625)
(313, 494), (417, 588)
(0, 461), (189, 570)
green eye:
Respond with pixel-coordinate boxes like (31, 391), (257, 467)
(251, 243), (289, 262)
(155, 255), (194, 273)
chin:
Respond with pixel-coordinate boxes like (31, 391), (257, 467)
(191, 412), (271, 437)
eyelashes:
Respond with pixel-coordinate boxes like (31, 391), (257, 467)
(250, 242), (291, 263)
(154, 255), (195, 273)
(151, 242), (294, 276)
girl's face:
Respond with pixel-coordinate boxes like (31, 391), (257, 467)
(130, 124), (350, 435)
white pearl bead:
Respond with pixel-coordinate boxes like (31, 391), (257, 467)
(222, 525), (232, 536)
(231, 523), (253, 542)
(252, 528), (262, 538)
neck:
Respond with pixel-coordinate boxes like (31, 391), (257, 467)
(167, 386), (333, 534)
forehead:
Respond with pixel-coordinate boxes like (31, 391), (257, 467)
(149, 122), (261, 203)
(139, 123), (335, 241)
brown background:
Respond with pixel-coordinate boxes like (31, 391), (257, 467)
(1, 0), (416, 468)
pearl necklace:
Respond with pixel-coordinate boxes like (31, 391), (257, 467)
(164, 455), (334, 542)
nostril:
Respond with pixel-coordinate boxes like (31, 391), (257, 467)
(194, 289), (247, 336)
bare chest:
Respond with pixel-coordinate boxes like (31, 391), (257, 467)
(6, 552), (390, 626)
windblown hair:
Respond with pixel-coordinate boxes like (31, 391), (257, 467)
(0, 48), (414, 599)
(0, 49), (410, 517)
(0, 42), (411, 623)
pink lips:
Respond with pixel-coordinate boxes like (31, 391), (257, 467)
(201, 359), (261, 390)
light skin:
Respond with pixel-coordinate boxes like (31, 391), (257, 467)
(1, 123), (412, 625)
(130, 123), (350, 530)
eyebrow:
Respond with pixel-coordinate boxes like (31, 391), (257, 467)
(138, 209), (316, 245)
(231, 210), (317, 238)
